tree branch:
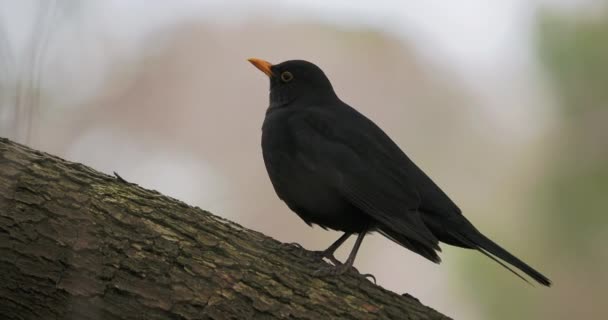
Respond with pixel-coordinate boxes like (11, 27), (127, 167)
(0, 137), (451, 319)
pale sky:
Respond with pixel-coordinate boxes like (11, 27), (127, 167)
(80, 0), (584, 74)
(1, 0), (591, 74)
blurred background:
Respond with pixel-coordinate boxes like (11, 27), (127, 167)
(1, 0), (606, 319)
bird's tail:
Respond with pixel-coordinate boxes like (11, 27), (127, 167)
(450, 222), (552, 287)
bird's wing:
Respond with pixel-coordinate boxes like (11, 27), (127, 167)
(288, 109), (440, 249)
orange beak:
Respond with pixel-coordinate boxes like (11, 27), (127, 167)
(248, 58), (274, 77)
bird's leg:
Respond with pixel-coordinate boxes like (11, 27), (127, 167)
(317, 232), (352, 264)
(313, 228), (367, 276)
(281, 233), (351, 264)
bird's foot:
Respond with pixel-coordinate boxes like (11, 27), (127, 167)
(279, 242), (321, 258)
(312, 264), (377, 283)
(312, 263), (352, 277)
(279, 242), (341, 264)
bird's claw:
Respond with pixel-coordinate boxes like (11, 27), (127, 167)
(360, 273), (377, 284)
(312, 264), (377, 283)
(312, 263), (352, 276)
(279, 242), (321, 259)
(279, 242), (305, 251)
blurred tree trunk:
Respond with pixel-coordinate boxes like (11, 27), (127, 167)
(0, 137), (450, 320)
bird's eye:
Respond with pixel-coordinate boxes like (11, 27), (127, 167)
(280, 71), (294, 83)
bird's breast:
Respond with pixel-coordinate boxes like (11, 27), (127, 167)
(261, 114), (368, 232)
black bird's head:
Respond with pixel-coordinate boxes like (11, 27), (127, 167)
(248, 58), (338, 109)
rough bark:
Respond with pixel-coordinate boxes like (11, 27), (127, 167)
(0, 137), (451, 320)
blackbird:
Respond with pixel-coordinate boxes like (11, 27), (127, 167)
(248, 58), (551, 286)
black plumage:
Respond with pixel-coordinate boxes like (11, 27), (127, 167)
(248, 58), (551, 286)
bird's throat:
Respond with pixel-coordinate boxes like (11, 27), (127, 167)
(268, 89), (295, 111)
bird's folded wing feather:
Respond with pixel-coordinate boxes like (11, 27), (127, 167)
(288, 110), (439, 249)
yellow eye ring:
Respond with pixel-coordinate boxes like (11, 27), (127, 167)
(280, 71), (294, 82)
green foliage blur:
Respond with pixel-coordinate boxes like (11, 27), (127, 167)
(470, 8), (608, 320)
(538, 9), (608, 265)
